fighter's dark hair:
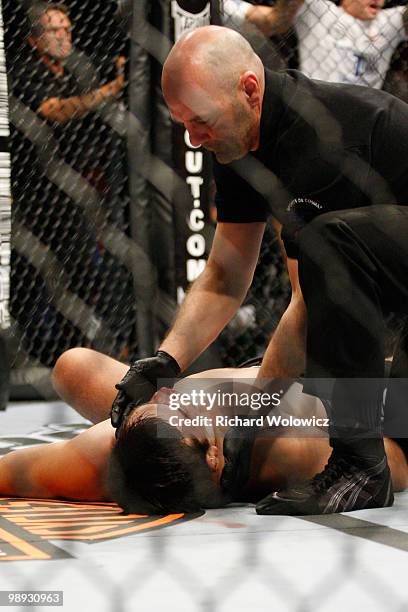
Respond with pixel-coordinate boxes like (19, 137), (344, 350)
(27, 2), (70, 38)
(108, 414), (226, 514)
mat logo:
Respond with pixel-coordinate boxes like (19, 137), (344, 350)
(0, 498), (196, 562)
(171, 1), (210, 41)
(0, 423), (92, 456)
(0, 424), (201, 561)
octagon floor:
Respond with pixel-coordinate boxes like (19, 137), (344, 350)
(0, 401), (407, 612)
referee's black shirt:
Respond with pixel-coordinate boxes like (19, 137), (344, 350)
(214, 68), (408, 258)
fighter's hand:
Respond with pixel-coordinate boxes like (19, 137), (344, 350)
(110, 350), (181, 429)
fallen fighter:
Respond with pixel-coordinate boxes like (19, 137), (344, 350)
(0, 348), (407, 514)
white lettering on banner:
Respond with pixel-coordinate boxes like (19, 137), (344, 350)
(180, 132), (207, 302)
(187, 259), (206, 282)
(177, 286), (186, 304)
(188, 209), (204, 231)
(186, 234), (205, 257)
(185, 151), (203, 174)
(172, 4), (210, 304)
(184, 130), (201, 149)
(186, 176), (203, 199)
(171, 1), (211, 41)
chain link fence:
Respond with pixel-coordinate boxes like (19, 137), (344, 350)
(2, 0), (293, 385)
(3, 0), (408, 384)
(225, 0), (408, 95)
(0, 2), (408, 612)
(219, 220), (290, 366)
(218, 0), (408, 365)
(4, 0), (408, 385)
(4, 0), (136, 395)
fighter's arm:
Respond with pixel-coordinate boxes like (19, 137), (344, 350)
(244, 0), (303, 36)
(0, 420), (114, 501)
(160, 221), (266, 370)
(255, 221), (306, 380)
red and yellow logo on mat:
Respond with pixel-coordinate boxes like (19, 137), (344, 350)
(0, 498), (201, 561)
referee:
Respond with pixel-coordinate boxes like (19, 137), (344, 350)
(111, 25), (408, 516)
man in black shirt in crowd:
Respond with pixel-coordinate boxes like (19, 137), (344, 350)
(111, 25), (408, 515)
(8, 2), (126, 363)
(24, 2), (125, 124)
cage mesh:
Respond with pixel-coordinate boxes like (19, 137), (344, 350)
(4, 0), (136, 379)
(3, 0), (408, 375)
(0, 1), (407, 610)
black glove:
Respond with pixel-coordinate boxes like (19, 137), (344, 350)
(110, 350), (181, 429)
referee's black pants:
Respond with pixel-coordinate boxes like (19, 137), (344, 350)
(297, 205), (408, 439)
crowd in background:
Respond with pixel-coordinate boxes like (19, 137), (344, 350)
(4, 0), (135, 368)
(3, 0), (408, 371)
(226, 0), (408, 101)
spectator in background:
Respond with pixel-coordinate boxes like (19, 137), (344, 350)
(9, 1), (127, 232)
(8, 1), (129, 365)
(26, 2), (125, 123)
(226, 0), (408, 89)
(23, 2), (127, 204)
(224, 0), (293, 70)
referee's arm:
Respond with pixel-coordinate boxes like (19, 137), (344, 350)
(255, 221), (307, 380)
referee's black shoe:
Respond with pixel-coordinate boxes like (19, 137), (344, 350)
(256, 440), (394, 515)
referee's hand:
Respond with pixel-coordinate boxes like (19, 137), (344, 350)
(110, 350), (181, 429)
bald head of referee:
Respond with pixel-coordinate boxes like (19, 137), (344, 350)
(162, 25), (265, 164)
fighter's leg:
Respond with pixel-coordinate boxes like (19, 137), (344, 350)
(52, 348), (128, 423)
(53, 348), (261, 424)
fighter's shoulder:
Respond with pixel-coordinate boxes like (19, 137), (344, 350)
(65, 419), (115, 463)
(42, 420), (115, 499)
